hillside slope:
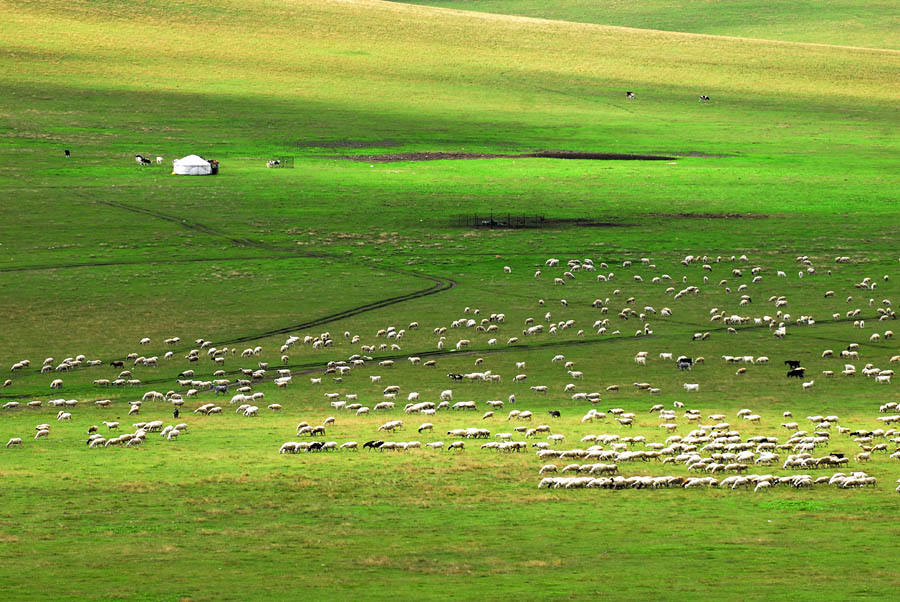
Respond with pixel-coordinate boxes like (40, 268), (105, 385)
(395, 0), (900, 50)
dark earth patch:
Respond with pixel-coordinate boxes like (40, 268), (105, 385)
(652, 212), (769, 219)
(341, 150), (676, 162)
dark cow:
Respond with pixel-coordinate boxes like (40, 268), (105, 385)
(109, 360), (124, 368)
(64, 149), (70, 158)
(785, 360), (802, 369)
(548, 410), (561, 419)
(787, 368), (805, 379)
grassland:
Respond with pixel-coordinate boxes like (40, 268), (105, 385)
(1, 0), (900, 599)
(397, 0), (900, 50)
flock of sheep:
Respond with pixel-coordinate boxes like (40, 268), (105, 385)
(2, 252), (898, 497)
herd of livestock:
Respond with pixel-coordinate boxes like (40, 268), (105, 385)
(2, 253), (899, 494)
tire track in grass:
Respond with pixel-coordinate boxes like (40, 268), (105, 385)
(93, 200), (457, 347)
(0, 256), (299, 273)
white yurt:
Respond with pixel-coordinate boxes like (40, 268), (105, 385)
(172, 154), (213, 176)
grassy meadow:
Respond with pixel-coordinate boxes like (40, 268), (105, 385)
(1, 0), (900, 599)
(397, 0), (900, 49)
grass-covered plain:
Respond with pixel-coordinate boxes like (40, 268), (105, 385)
(398, 0), (900, 50)
(1, 0), (900, 599)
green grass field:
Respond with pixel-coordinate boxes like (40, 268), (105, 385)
(2, 0), (900, 599)
(397, 0), (900, 49)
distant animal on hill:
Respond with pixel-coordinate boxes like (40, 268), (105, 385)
(626, 91), (635, 100)
(699, 95), (710, 102)
(64, 149), (70, 158)
(135, 154), (152, 166)
(785, 360), (801, 369)
(156, 156), (163, 165)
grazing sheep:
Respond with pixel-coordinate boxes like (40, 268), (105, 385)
(6, 437), (23, 448)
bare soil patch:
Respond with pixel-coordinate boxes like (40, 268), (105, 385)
(340, 150), (676, 163)
(652, 212), (769, 219)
